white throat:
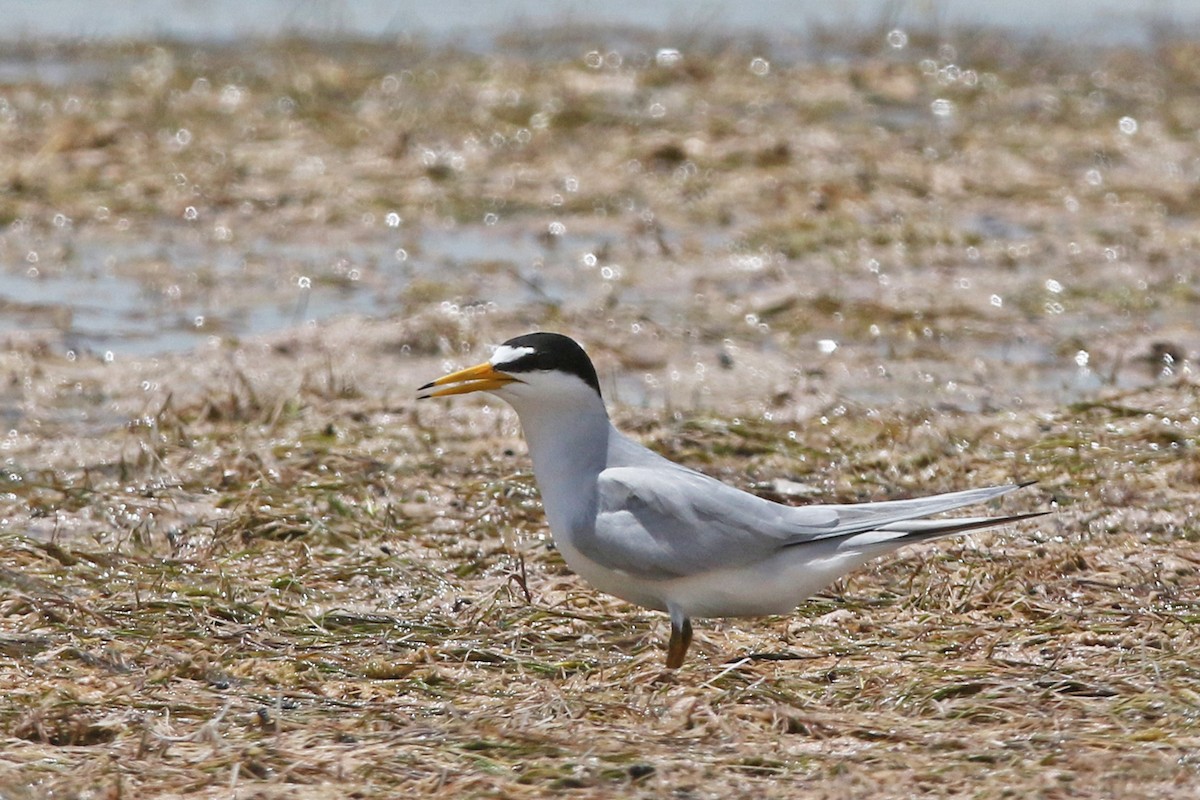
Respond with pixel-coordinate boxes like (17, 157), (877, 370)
(497, 373), (611, 537)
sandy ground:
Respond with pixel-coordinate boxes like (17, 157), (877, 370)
(0, 30), (1199, 798)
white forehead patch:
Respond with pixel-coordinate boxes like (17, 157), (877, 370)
(490, 344), (535, 366)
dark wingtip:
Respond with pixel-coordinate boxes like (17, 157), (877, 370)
(1016, 479), (1039, 489)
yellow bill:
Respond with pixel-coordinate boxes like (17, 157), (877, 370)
(418, 362), (518, 398)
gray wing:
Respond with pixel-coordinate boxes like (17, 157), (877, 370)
(811, 482), (1032, 538)
(578, 465), (1028, 580)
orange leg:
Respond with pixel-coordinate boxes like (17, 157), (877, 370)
(665, 615), (693, 669)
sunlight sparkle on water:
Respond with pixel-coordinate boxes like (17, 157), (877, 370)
(931, 98), (955, 118)
(219, 84), (244, 111)
(656, 48), (682, 67)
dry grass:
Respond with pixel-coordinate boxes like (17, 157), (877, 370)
(1, 328), (1198, 797)
(1, 27), (1199, 799)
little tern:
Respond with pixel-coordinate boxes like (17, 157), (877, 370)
(419, 332), (1043, 668)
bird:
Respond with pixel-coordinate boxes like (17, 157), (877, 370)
(419, 332), (1044, 668)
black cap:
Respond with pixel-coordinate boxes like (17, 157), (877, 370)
(494, 332), (601, 397)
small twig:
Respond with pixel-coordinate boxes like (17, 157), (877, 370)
(151, 700), (232, 745)
(506, 551), (533, 604)
(700, 657), (753, 689)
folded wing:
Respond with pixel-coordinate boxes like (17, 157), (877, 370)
(579, 466), (1033, 580)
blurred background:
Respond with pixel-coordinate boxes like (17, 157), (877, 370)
(2, 1), (1196, 44)
(1, 0), (1198, 413)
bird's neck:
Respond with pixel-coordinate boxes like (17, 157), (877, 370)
(513, 401), (611, 535)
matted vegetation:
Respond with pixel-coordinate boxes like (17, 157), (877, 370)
(1, 317), (1197, 797)
(0, 27), (1199, 799)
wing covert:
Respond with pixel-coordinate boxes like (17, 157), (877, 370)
(574, 466), (838, 579)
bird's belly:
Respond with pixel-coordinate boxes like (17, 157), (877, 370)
(552, 535), (671, 612)
(552, 531), (878, 619)
(660, 548), (877, 619)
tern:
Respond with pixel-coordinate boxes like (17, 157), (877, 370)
(419, 332), (1043, 668)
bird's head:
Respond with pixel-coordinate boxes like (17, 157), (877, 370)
(418, 332), (603, 415)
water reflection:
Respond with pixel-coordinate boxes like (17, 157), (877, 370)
(0, 221), (609, 356)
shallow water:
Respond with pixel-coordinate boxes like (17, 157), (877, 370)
(0, 221), (581, 355)
(1, 200), (1192, 412)
(1, 29), (1196, 415)
(0, 0), (1194, 46)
